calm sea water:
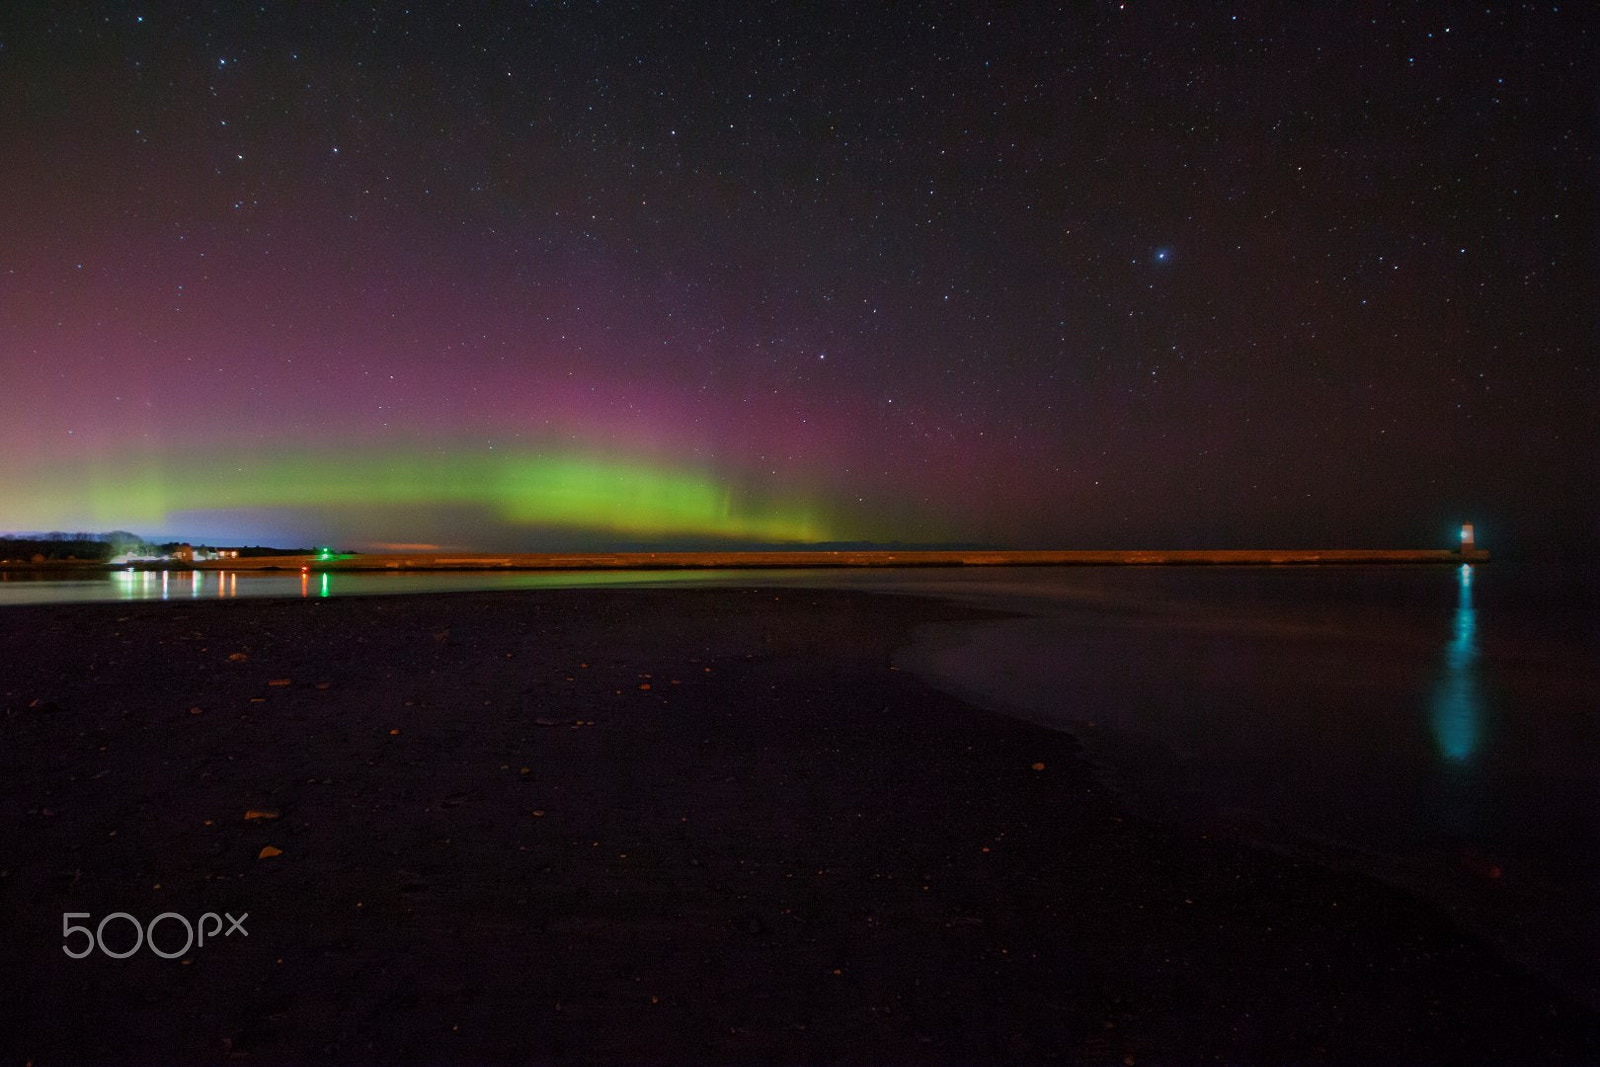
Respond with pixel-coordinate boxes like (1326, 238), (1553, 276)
(3, 563), (1595, 999)
(0, 566), (767, 604)
(860, 565), (1600, 1005)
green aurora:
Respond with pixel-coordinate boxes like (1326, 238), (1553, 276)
(8, 448), (847, 544)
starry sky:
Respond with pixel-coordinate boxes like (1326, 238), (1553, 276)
(1, 2), (1593, 554)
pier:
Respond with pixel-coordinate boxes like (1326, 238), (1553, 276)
(159, 546), (1490, 572)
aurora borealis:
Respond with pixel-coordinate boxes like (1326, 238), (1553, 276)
(1, 4), (1593, 551)
(7, 447), (838, 546)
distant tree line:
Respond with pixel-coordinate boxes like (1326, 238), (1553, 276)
(1, 532), (316, 562)
(0, 533), (119, 561)
(0, 533), (310, 563)
(229, 545), (318, 557)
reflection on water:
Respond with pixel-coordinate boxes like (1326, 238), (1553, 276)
(106, 568), (248, 599)
(2, 566), (820, 605)
(110, 569), (251, 598)
(865, 564), (1598, 1001)
(294, 570), (332, 598)
(1431, 565), (1482, 764)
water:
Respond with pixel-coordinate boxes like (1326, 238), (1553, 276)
(854, 565), (1599, 1004)
(0, 566), (774, 604)
(3, 563), (1596, 999)
(778, 564), (1598, 1002)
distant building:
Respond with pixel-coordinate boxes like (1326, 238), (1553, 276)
(175, 543), (195, 562)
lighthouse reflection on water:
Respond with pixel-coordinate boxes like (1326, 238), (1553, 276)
(1432, 564), (1483, 764)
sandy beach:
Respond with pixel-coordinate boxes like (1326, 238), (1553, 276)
(1, 588), (1594, 1064)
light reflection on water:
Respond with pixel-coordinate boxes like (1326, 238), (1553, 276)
(0, 566), (818, 605)
(797, 564), (1596, 1000)
(100, 568), (246, 600)
(1431, 565), (1482, 764)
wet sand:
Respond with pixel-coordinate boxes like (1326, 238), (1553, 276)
(0, 589), (1593, 1064)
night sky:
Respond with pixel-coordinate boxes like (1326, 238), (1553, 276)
(1, 3), (1593, 554)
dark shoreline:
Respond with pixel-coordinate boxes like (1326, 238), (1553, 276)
(0, 588), (1590, 1063)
